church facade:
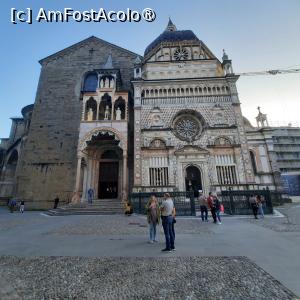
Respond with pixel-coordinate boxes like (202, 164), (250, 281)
(0, 20), (283, 208)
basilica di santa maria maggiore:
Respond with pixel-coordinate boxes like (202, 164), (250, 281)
(1, 20), (298, 209)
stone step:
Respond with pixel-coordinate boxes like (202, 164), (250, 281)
(46, 208), (123, 216)
(46, 199), (125, 216)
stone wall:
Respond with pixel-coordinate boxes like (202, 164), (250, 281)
(16, 37), (138, 208)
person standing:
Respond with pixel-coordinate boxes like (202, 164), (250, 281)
(160, 193), (175, 252)
(53, 196), (59, 209)
(249, 194), (258, 219)
(19, 200), (25, 213)
(8, 198), (17, 213)
(146, 195), (160, 243)
(256, 195), (264, 218)
(213, 195), (222, 225)
(199, 192), (208, 222)
(87, 188), (94, 204)
(207, 192), (217, 223)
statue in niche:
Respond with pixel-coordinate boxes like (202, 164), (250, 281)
(104, 105), (110, 120)
(100, 79), (104, 88)
(199, 50), (205, 59)
(110, 77), (115, 88)
(116, 107), (122, 120)
(105, 77), (110, 88)
(87, 108), (94, 121)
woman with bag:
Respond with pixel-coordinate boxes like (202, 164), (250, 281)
(146, 195), (160, 243)
(213, 195), (222, 225)
(256, 195), (264, 218)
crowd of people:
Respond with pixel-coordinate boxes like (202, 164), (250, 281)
(133, 192), (225, 253)
(7, 189), (264, 253)
(123, 191), (265, 252)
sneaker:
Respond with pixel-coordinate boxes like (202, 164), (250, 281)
(153, 240), (158, 243)
(171, 248), (176, 251)
(148, 241), (154, 244)
(161, 248), (171, 252)
(218, 222), (222, 225)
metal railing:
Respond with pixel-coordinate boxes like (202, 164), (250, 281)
(129, 191), (196, 216)
(219, 189), (274, 215)
(130, 189), (277, 216)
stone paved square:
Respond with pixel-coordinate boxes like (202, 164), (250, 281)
(0, 204), (300, 299)
(0, 256), (297, 300)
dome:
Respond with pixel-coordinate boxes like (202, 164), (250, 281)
(21, 104), (34, 119)
(144, 19), (199, 57)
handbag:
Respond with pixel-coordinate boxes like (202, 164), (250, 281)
(220, 204), (224, 213)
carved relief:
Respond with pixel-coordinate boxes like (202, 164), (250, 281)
(211, 104), (228, 126)
(149, 138), (167, 149)
(149, 107), (164, 128)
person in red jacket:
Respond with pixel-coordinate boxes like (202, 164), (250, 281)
(207, 192), (217, 223)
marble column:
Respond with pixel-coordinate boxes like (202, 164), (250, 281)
(122, 151), (128, 200)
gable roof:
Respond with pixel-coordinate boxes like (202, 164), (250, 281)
(39, 36), (142, 65)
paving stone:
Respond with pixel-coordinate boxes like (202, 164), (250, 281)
(0, 256), (297, 300)
(46, 215), (214, 236)
(244, 204), (300, 232)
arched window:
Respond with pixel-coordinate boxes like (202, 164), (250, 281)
(250, 151), (257, 174)
(83, 73), (98, 92)
(99, 93), (112, 120)
(85, 97), (97, 121)
(114, 97), (126, 120)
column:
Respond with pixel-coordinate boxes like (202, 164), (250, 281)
(75, 157), (82, 192)
(122, 151), (127, 200)
(86, 159), (92, 201)
(82, 101), (86, 121)
(96, 99), (100, 121)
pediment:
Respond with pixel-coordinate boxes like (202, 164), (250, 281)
(145, 40), (217, 63)
(174, 145), (209, 155)
(39, 36), (141, 65)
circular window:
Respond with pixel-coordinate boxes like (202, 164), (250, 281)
(174, 47), (189, 61)
(174, 115), (201, 141)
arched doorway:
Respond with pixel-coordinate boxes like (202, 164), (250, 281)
(76, 128), (128, 202)
(99, 150), (120, 199)
(185, 165), (202, 197)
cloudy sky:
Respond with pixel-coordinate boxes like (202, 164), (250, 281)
(1, 0), (300, 137)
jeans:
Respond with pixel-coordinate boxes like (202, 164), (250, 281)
(200, 206), (208, 221)
(258, 204), (264, 218)
(172, 220), (175, 241)
(251, 204), (258, 219)
(216, 209), (221, 223)
(162, 216), (175, 250)
(149, 222), (157, 241)
(211, 208), (217, 223)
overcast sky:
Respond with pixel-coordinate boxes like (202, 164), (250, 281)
(1, 0), (300, 137)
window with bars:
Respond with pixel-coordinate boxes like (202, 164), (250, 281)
(216, 165), (238, 185)
(149, 167), (169, 186)
(214, 154), (238, 185)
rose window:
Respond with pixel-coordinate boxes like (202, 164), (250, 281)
(174, 116), (201, 141)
